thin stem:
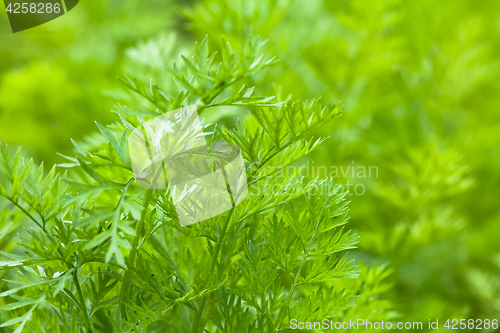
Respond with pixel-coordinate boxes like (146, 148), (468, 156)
(275, 263), (303, 331)
(198, 79), (236, 115)
(73, 270), (94, 333)
(247, 120), (337, 185)
(190, 207), (234, 333)
(7, 197), (75, 267)
(275, 204), (328, 331)
(7, 197), (93, 331)
(119, 189), (153, 318)
(8, 198), (44, 230)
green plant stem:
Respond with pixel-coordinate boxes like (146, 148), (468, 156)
(190, 207), (234, 333)
(8, 197), (44, 230)
(73, 270), (94, 333)
(119, 189), (153, 318)
(275, 205), (327, 331)
(275, 263), (303, 331)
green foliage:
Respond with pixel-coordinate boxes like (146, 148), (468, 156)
(3, 0), (498, 330)
(0, 37), (389, 332)
(0, 0), (179, 165)
(183, 0), (500, 326)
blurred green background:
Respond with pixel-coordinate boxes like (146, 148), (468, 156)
(1, 0), (500, 329)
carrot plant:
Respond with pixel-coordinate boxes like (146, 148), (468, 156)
(0, 36), (390, 332)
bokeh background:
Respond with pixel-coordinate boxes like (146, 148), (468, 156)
(1, 0), (500, 328)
